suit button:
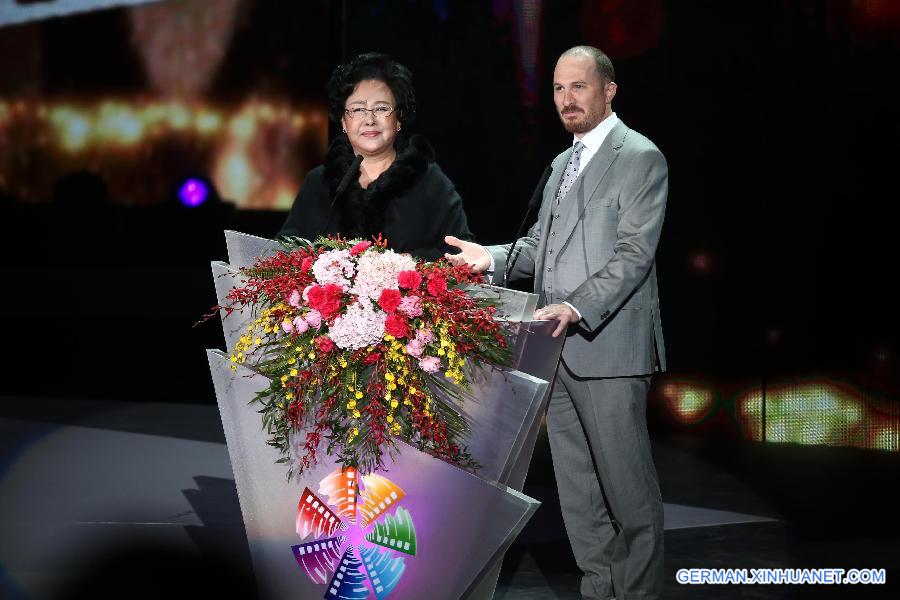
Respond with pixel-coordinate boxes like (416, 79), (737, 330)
(550, 231), (555, 236)
(548, 249), (553, 254)
(547, 267), (552, 272)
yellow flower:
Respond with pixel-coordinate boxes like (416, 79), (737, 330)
(288, 357), (296, 365)
(385, 372), (395, 382)
(384, 334), (395, 342)
(230, 355), (237, 363)
(339, 359), (348, 368)
(308, 352), (315, 359)
(285, 393), (294, 400)
(280, 375), (288, 383)
(295, 346), (303, 352)
(290, 368), (298, 377)
(353, 410), (361, 418)
(254, 337), (261, 345)
(387, 414), (394, 423)
(390, 400), (398, 409)
(409, 386), (417, 395)
(355, 391), (363, 399)
(437, 348), (445, 356)
(385, 392), (392, 400)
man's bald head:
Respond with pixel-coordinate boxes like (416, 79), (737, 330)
(559, 46), (615, 86)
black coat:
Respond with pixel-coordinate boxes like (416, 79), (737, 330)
(278, 135), (474, 261)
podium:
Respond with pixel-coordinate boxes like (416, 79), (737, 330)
(207, 231), (564, 599)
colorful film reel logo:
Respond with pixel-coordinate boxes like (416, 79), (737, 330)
(292, 467), (417, 599)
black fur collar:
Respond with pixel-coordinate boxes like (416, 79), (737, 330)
(324, 135), (434, 238)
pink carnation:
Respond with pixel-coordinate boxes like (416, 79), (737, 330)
(292, 316), (309, 334)
(398, 295), (423, 318)
(281, 320), (294, 333)
(419, 356), (441, 373)
(305, 310), (322, 329)
(415, 327), (434, 344)
(405, 339), (424, 357)
(288, 289), (301, 308)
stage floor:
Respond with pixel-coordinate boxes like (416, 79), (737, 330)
(1, 397), (896, 599)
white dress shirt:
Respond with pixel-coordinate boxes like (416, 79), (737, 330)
(571, 111), (618, 177)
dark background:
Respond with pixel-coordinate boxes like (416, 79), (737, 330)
(1, 0), (898, 435)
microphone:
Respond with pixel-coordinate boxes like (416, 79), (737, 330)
(320, 154), (363, 239)
(503, 164), (552, 283)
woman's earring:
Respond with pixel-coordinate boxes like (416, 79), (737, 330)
(397, 125), (401, 132)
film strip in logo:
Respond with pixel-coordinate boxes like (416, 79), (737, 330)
(291, 467), (418, 599)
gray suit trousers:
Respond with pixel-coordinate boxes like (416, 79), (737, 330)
(546, 366), (664, 600)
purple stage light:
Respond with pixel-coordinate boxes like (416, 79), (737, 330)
(178, 178), (209, 207)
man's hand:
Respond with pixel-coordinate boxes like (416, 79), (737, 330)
(533, 303), (580, 337)
(444, 236), (492, 272)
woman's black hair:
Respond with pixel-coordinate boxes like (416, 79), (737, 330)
(326, 52), (417, 130)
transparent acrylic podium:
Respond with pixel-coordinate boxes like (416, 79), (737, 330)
(208, 231), (563, 599)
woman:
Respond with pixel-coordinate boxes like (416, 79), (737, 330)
(279, 53), (474, 261)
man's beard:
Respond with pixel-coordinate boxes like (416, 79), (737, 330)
(559, 107), (600, 134)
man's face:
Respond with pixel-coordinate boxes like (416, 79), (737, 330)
(553, 54), (616, 135)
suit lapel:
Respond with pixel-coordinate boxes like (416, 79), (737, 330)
(554, 121), (628, 254)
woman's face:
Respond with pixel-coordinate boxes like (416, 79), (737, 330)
(341, 79), (400, 158)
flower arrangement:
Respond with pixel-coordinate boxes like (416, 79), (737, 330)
(214, 236), (513, 479)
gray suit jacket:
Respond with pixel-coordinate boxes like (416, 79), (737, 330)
(488, 119), (667, 377)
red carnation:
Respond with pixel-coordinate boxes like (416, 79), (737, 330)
(378, 288), (402, 313)
(307, 284), (343, 320)
(397, 270), (422, 290)
(384, 313), (410, 339)
(350, 240), (372, 256)
(363, 351), (381, 365)
(427, 273), (448, 297)
(301, 256), (313, 272)
(306, 285), (323, 307)
(313, 335), (335, 353)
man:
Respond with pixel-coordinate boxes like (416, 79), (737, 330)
(445, 45), (667, 599)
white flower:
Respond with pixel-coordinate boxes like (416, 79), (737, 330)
(329, 300), (386, 350)
(312, 249), (355, 289)
(352, 250), (416, 300)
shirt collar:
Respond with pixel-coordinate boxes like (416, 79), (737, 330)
(575, 112), (619, 154)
